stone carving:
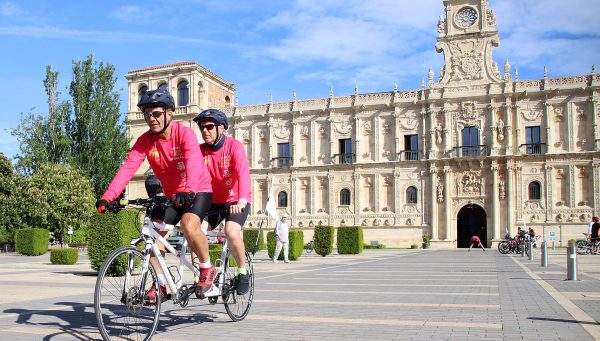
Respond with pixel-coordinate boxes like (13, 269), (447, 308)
(486, 9), (496, 26)
(384, 219), (391, 226)
(242, 131), (250, 143)
(361, 219), (368, 227)
(399, 116), (419, 130)
(553, 106), (564, 122)
(273, 125), (291, 139)
(373, 219), (380, 226)
(437, 182), (444, 202)
(457, 170), (482, 196)
(299, 125), (309, 139)
(319, 126), (327, 139)
(259, 131), (266, 143)
(382, 120), (391, 135)
(578, 166), (588, 178)
(362, 121), (372, 136)
(556, 213), (564, 222)
(335, 121), (352, 135)
(437, 16), (446, 34)
(447, 40), (484, 82)
(575, 104), (586, 121)
(435, 125), (443, 145)
(521, 109), (542, 121)
(496, 118), (505, 141)
(406, 218), (414, 226)
(499, 180), (505, 199)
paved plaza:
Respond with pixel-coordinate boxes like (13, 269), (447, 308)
(1, 247), (599, 340)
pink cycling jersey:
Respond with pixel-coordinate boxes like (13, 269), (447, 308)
(200, 136), (251, 205)
(103, 121), (212, 201)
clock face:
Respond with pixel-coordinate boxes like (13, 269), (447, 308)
(455, 7), (478, 28)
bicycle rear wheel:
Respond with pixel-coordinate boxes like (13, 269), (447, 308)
(95, 246), (161, 341)
(576, 240), (590, 254)
(223, 250), (254, 321)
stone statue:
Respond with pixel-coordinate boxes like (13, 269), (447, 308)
(435, 125), (443, 145)
(496, 118), (505, 141)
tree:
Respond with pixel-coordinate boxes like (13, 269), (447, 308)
(0, 153), (47, 240)
(11, 55), (129, 196)
(29, 163), (95, 246)
(69, 54), (129, 196)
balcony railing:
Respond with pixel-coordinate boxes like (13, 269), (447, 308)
(333, 153), (355, 164)
(271, 157), (292, 168)
(397, 150), (420, 161)
(452, 145), (489, 158)
(519, 143), (545, 155)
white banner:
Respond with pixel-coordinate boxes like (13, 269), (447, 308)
(265, 191), (280, 222)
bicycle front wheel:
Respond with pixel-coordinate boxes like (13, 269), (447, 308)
(497, 241), (510, 254)
(223, 250), (254, 321)
(576, 240), (590, 255)
(94, 246), (161, 341)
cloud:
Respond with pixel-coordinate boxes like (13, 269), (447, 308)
(107, 5), (142, 23)
(0, 1), (23, 17)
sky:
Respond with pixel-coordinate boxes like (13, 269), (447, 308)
(0, 0), (599, 161)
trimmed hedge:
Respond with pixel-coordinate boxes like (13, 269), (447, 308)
(15, 228), (49, 256)
(87, 209), (141, 274)
(50, 248), (79, 265)
(337, 226), (364, 254)
(243, 228), (265, 254)
(266, 229), (304, 261)
(314, 225), (334, 257)
(208, 243), (237, 266)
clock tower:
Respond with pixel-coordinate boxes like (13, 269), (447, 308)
(435, 0), (503, 86)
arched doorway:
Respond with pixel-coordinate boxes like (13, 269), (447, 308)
(457, 204), (487, 248)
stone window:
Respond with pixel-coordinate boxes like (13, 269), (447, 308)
(277, 191), (288, 207)
(406, 186), (417, 203)
(340, 188), (351, 205)
(177, 80), (189, 107)
(528, 181), (541, 200)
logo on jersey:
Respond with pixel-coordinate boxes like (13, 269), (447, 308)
(149, 148), (160, 160)
(170, 147), (183, 160)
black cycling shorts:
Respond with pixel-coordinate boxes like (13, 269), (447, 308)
(151, 192), (213, 225)
(205, 202), (250, 230)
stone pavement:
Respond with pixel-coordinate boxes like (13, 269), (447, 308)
(0, 247), (599, 340)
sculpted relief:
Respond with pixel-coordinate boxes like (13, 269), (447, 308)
(456, 170), (483, 197)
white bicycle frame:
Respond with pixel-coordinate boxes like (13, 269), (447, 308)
(133, 217), (230, 301)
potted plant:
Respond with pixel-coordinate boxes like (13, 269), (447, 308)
(422, 232), (431, 249)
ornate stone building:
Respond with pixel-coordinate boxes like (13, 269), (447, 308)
(125, 0), (600, 248)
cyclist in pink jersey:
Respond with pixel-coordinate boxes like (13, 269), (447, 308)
(193, 109), (252, 295)
(96, 85), (216, 302)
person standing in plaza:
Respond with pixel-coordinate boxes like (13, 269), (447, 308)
(272, 214), (290, 263)
(468, 234), (485, 252)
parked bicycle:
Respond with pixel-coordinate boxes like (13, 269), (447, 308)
(94, 196), (254, 341)
(497, 232), (529, 256)
(304, 238), (314, 254)
(576, 233), (599, 255)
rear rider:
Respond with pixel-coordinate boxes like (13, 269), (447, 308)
(95, 84), (216, 303)
(193, 109), (252, 295)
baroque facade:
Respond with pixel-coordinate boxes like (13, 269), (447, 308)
(124, 0), (600, 248)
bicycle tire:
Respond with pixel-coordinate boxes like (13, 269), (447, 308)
(497, 241), (510, 254)
(223, 250), (254, 321)
(95, 246), (161, 341)
(576, 240), (590, 255)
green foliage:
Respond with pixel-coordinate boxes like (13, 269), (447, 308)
(422, 232), (431, 244)
(88, 209), (141, 274)
(15, 228), (49, 256)
(243, 228), (265, 254)
(410, 244), (419, 249)
(314, 225), (335, 257)
(50, 248), (79, 265)
(364, 243), (386, 249)
(69, 229), (87, 244)
(69, 54), (130, 196)
(11, 56), (129, 197)
(209, 243), (223, 264)
(337, 226), (364, 254)
(29, 164), (95, 246)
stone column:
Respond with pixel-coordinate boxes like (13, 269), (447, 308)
(291, 122), (298, 166)
(353, 172), (360, 226)
(328, 117), (335, 164)
(514, 104), (522, 154)
(491, 161), (500, 240)
(594, 162), (600, 213)
(394, 170), (401, 225)
(567, 102), (575, 152)
(374, 116), (380, 162)
(544, 102), (554, 153)
(444, 166), (452, 241)
(505, 103), (513, 155)
(354, 116), (360, 163)
(310, 176), (315, 214)
(374, 174), (380, 213)
(427, 108), (435, 159)
(267, 121), (274, 168)
(545, 165), (553, 222)
(489, 105), (497, 155)
(593, 100), (600, 151)
(506, 161), (515, 233)
(327, 173), (334, 225)
(290, 176), (297, 219)
(429, 166), (438, 240)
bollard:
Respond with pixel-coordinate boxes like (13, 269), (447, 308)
(541, 241), (548, 267)
(528, 240), (534, 261)
(521, 241), (525, 257)
(567, 242), (577, 281)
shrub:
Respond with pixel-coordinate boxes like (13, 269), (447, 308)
(364, 244), (386, 249)
(314, 225), (334, 257)
(50, 248), (79, 265)
(243, 228), (265, 254)
(266, 230), (304, 261)
(208, 243), (237, 266)
(410, 244), (419, 249)
(87, 209), (141, 275)
(15, 228), (49, 256)
(70, 229), (87, 244)
(337, 226), (363, 254)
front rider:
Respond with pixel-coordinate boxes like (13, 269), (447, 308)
(95, 84), (216, 303)
(192, 109), (252, 295)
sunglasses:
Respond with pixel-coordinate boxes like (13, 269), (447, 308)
(199, 123), (217, 131)
(143, 111), (165, 120)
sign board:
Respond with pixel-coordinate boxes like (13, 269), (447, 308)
(67, 227), (73, 235)
(549, 231), (556, 241)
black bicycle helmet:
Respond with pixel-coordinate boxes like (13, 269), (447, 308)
(137, 84), (175, 110)
(193, 108), (228, 130)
